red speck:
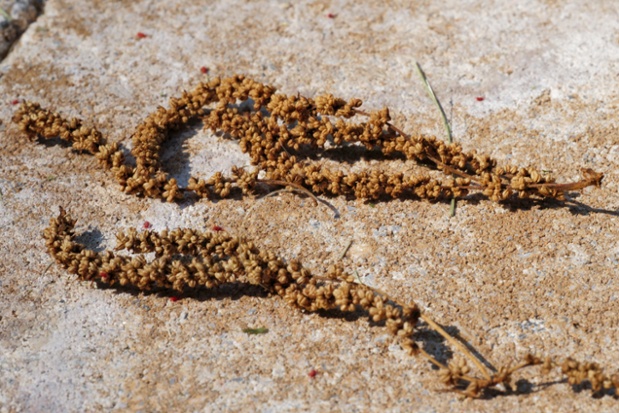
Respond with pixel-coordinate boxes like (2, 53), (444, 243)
(476, 96), (485, 102)
(308, 369), (318, 378)
(327, 13), (337, 18)
(10, 99), (19, 105)
(200, 66), (209, 74)
(212, 225), (224, 232)
(169, 296), (179, 302)
(99, 271), (109, 279)
(136, 32), (148, 39)
(143, 221), (151, 229)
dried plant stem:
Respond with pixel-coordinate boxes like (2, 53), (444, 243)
(338, 239), (353, 260)
(259, 179), (320, 204)
(260, 179), (340, 218)
(418, 348), (447, 370)
(420, 314), (492, 381)
(13, 75), (602, 205)
(45, 207), (619, 399)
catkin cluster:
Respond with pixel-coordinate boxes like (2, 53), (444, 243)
(12, 75), (603, 203)
(43, 208), (619, 399)
(44, 207), (420, 355)
(21, 76), (615, 399)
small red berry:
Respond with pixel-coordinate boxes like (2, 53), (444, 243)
(169, 296), (179, 302)
(200, 66), (209, 74)
(143, 221), (151, 229)
(476, 96), (485, 101)
(212, 225), (224, 232)
(327, 13), (337, 18)
(99, 271), (109, 279)
(10, 99), (19, 105)
(308, 369), (318, 378)
(136, 32), (148, 39)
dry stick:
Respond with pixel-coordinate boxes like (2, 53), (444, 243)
(530, 168), (604, 190)
(418, 348), (448, 370)
(420, 314), (492, 382)
(259, 179), (341, 218)
(259, 179), (321, 204)
(241, 189), (295, 224)
(243, 187), (335, 227)
(263, 188), (311, 202)
(415, 62), (457, 217)
(40, 261), (55, 278)
(338, 239), (353, 260)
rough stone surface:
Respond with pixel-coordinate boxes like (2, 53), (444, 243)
(0, 0), (43, 59)
(1, 1), (619, 412)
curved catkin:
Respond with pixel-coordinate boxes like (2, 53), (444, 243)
(45, 208), (421, 356)
(13, 75), (603, 204)
(43, 207), (619, 399)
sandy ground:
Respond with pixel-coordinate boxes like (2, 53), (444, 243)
(1, 0), (619, 412)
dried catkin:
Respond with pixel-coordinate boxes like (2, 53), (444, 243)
(13, 75), (603, 204)
(22, 74), (614, 399)
(44, 207), (421, 356)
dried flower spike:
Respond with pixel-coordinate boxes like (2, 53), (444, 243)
(17, 72), (614, 400)
(12, 75), (603, 206)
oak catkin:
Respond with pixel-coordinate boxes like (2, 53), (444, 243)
(13, 75), (603, 204)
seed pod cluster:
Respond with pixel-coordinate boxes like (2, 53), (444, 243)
(44, 208), (421, 355)
(23, 75), (614, 400)
(42, 206), (619, 399)
(13, 75), (603, 203)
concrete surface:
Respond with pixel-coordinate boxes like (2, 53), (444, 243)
(0, 0), (43, 59)
(1, 0), (619, 411)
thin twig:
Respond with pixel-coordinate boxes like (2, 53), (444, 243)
(41, 261), (54, 277)
(420, 314), (492, 381)
(264, 188), (317, 205)
(259, 179), (340, 218)
(418, 348), (447, 369)
(338, 239), (353, 260)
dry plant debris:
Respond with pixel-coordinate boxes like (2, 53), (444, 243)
(13, 74), (602, 204)
(13, 75), (615, 399)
